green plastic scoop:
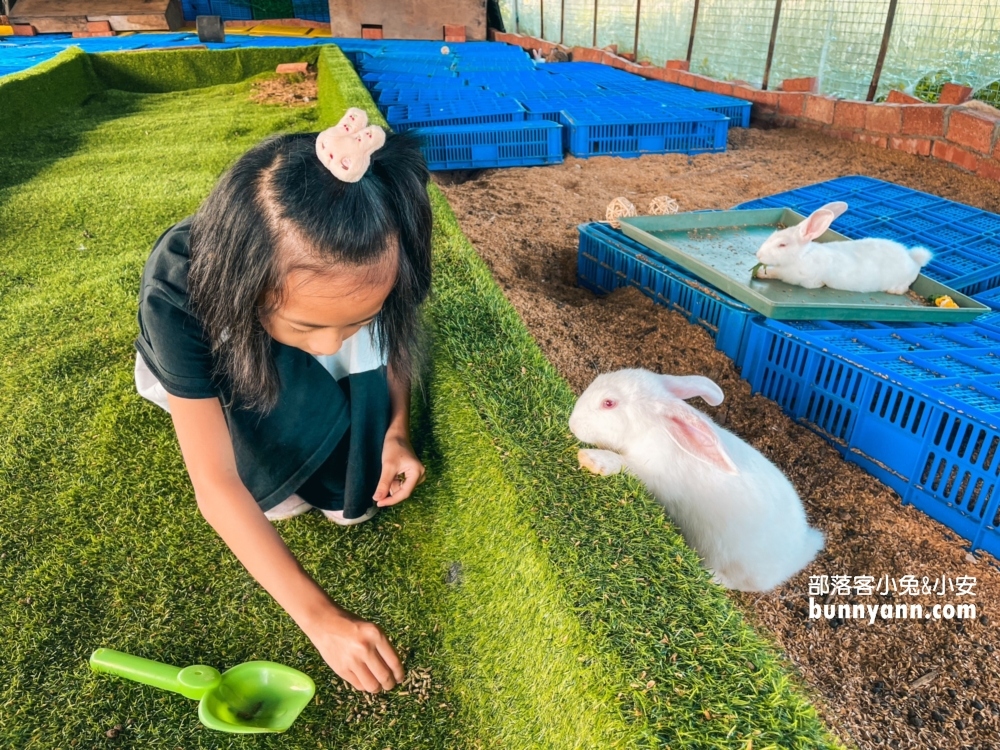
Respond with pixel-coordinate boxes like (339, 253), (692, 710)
(89, 648), (315, 734)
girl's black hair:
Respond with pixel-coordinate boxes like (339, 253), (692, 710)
(188, 129), (432, 412)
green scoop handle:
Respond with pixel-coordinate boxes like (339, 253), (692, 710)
(89, 648), (222, 701)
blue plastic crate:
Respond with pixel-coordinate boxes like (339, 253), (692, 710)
(208, 0), (252, 20)
(560, 104), (728, 157)
(577, 222), (758, 363)
(385, 98), (526, 132)
(638, 84), (752, 128)
(412, 121), (563, 170)
(289, 0), (329, 22)
(736, 176), (1000, 295)
(742, 320), (1000, 555)
(376, 85), (485, 105)
(181, 0), (213, 19)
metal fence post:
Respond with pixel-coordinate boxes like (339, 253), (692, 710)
(686, 0), (700, 63)
(560, 0), (565, 44)
(633, 0), (643, 58)
(593, 0), (599, 47)
(761, 0), (783, 90)
(868, 0), (899, 100)
(541, 0), (546, 38)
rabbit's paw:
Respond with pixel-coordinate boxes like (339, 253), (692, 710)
(577, 449), (625, 476)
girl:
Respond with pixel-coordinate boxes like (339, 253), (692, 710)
(133, 109), (431, 694)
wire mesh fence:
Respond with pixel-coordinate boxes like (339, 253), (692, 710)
(504, 0), (1000, 102)
(768, 0), (890, 100)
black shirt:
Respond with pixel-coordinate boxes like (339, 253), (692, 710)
(135, 217), (389, 516)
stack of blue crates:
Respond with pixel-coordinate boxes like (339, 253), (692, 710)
(346, 40), (751, 169)
(576, 175), (1000, 556)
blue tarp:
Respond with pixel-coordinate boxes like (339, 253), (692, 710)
(0, 32), (346, 78)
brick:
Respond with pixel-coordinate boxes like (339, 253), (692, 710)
(638, 60), (652, 66)
(0, 15), (8, 24)
(443, 23), (465, 42)
(361, 25), (383, 39)
(780, 76), (817, 93)
(73, 30), (114, 37)
(662, 68), (681, 84)
(854, 132), (888, 148)
(939, 83), (973, 105)
(826, 128), (855, 141)
(276, 62), (309, 75)
(888, 136), (932, 156)
(570, 46), (600, 63)
(803, 95), (836, 124)
(621, 52), (635, 62)
(602, 43), (618, 55)
(946, 107), (1000, 155)
(932, 140), (979, 171)
(13, 23), (36, 36)
(797, 120), (824, 131)
(705, 79), (733, 96)
(977, 159), (1000, 182)
(833, 100), (867, 130)
(776, 92), (806, 117)
(666, 59), (690, 71)
(676, 71), (696, 88)
(87, 20), (112, 32)
(900, 105), (947, 137)
(750, 88), (779, 109)
(608, 54), (630, 70)
(887, 90), (922, 105)
(686, 73), (715, 92)
(729, 84), (756, 102)
(866, 103), (904, 134)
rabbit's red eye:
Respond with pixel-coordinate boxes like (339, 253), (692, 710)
(601, 399), (617, 409)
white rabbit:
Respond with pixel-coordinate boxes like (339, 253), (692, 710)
(755, 201), (933, 294)
(569, 369), (824, 592)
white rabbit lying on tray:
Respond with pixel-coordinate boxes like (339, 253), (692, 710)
(569, 369), (824, 593)
(753, 201), (933, 294)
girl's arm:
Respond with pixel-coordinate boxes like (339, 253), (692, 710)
(166, 393), (404, 692)
(373, 364), (425, 506)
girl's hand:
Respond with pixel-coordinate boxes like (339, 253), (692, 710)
(373, 433), (425, 507)
(304, 606), (404, 692)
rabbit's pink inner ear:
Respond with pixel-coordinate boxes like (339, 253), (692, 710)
(822, 201), (848, 218)
(800, 209), (836, 242)
(659, 375), (724, 406)
(662, 409), (739, 475)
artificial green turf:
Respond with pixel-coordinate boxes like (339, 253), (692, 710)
(0, 46), (843, 749)
(0, 48), (102, 143)
(90, 46), (322, 93)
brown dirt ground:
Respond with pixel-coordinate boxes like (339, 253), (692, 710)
(435, 126), (1000, 750)
(250, 71), (318, 107)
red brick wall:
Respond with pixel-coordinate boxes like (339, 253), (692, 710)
(493, 33), (1000, 183)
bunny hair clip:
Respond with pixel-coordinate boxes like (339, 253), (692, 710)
(315, 107), (386, 183)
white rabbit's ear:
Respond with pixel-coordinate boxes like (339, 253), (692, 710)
(798, 208), (837, 242)
(658, 402), (739, 475)
(658, 374), (725, 406)
(821, 201), (848, 218)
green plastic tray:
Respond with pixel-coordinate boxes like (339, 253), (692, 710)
(619, 208), (989, 321)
